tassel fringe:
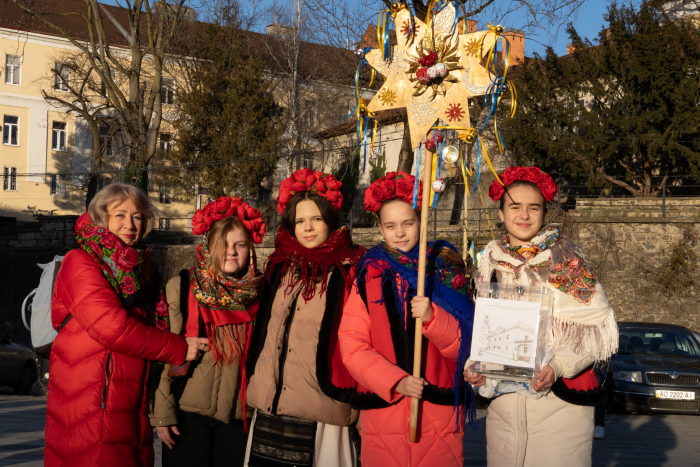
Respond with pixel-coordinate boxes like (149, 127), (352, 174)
(542, 311), (619, 361)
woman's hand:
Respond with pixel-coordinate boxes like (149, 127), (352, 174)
(463, 367), (486, 387)
(156, 425), (180, 449)
(185, 337), (210, 361)
(530, 364), (556, 391)
(395, 375), (428, 399)
(410, 296), (433, 322)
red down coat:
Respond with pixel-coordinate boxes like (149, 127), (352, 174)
(338, 267), (465, 467)
(45, 245), (188, 467)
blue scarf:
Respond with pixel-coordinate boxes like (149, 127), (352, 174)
(357, 240), (477, 428)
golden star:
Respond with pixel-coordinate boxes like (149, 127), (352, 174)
(364, 8), (497, 149)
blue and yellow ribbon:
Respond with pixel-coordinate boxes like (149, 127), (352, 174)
(481, 24), (518, 153)
(378, 3), (413, 60)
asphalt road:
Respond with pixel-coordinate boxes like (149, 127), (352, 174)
(1, 389), (700, 466)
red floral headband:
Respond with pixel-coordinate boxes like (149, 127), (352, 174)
(276, 168), (344, 215)
(191, 196), (266, 244)
(364, 171), (423, 213)
(488, 166), (558, 202)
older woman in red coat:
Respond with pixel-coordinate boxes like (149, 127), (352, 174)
(45, 184), (208, 467)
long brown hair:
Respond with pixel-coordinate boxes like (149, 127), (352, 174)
(206, 216), (250, 276)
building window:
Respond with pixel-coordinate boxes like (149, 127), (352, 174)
(54, 62), (70, 92)
(97, 176), (111, 190)
(302, 153), (314, 170)
(99, 124), (113, 156)
(5, 55), (21, 85)
(304, 100), (316, 127)
(159, 186), (172, 204)
(161, 78), (175, 105)
(3, 116), (18, 146)
(506, 334), (509, 340)
(159, 218), (171, 230)
(50, 174), (66, 196)
(505, 345), (509, 351)
(3, 166), (17, 191)
(52, 121), (67, 151)
(159, 133), (172, 153)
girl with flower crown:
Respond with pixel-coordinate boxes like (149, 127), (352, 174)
(243, 169), (366, 467)
(150, 196), (266, 467)
(338, 172), (474, 467)
(463, 166), (618, 467)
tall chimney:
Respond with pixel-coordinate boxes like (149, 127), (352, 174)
(501, 28), (525, 65)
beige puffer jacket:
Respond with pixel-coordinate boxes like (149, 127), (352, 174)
(149, 275), (248, 427)
(246, 265), (359, 427)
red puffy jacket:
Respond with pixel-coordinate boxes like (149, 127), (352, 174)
(45, 244), (188, 467)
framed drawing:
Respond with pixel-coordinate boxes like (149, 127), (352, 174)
(469, 283), (554, 381)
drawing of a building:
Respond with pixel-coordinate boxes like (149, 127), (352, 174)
(485, 322), (534, 363)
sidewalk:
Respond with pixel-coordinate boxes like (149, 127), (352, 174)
(3, 392), (700, 466)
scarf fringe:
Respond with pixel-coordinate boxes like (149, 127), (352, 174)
(206, 322), (252, 432)
(542, 311), (619, 361)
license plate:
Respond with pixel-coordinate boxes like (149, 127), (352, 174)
(655, 390), (696, 400)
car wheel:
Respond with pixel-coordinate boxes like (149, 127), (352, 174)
(13, 363), (36, 395)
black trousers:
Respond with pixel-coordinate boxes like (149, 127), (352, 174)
(162, 411), (248, 467)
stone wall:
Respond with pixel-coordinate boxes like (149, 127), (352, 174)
(565, 201), (700, 332)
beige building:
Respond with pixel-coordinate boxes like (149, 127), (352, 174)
(0, 1), (193, 226)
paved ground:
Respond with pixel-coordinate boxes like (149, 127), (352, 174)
(2, 390), (700, 466)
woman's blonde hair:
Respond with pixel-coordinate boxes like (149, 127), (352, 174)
(207, 216), (250, 276)
(88, 184), (155, 240)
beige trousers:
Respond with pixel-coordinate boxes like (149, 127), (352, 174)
(486, 392), (594, 467)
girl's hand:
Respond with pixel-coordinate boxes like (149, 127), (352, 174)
(395, 375), (428, 399)
(410, 296), (433, 322)
(530, 365), (556, 391)
(463, 367), (486, 387)
(156, 425), (180, 449)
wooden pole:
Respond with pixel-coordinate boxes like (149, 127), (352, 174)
(409, 149), (434, 443)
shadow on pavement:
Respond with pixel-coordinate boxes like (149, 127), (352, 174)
(592, 413), (677, 467)
(0, 395), (47, 467)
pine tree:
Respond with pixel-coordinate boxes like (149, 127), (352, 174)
(165, 4), (283, 199)
(504, 1), (700, 195)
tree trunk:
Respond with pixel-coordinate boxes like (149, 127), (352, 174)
(396, 118), (414, 173)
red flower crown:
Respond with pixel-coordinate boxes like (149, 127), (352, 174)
(276, 168), (344, 214)
(364, 171), (423, 213)
(488, 166), (558, 202)
(191, 196), (266, 244)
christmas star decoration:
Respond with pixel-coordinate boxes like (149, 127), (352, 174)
(364, 7), (498, 149)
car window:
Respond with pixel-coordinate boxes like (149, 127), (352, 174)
(618, 328), (700, 357)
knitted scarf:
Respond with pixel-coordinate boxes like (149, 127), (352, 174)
(265, 227), (366, 301)
(477, 223), (618, 361)
(190, 234), (264, 364)
(74, 214), (168, 330)
(357, 241), (476, 426)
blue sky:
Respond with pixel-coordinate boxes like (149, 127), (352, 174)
(99, 0), (616, 57)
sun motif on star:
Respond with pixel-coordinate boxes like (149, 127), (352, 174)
(464, 38), (481, 57)
(446, 103), (466, 122)
(400, 19), (419, 39)
(378, 88), (397, 106)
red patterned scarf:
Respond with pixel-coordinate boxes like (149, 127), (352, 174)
(189, 235), (264, 363)
(74, 213), (168, 330)
(265, 227), (366, 301)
